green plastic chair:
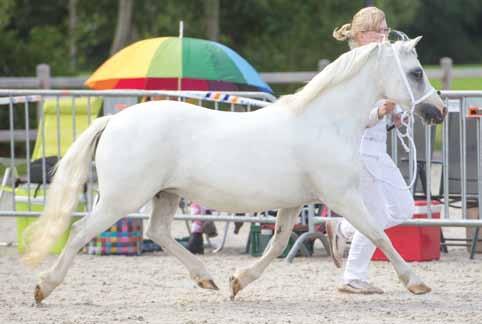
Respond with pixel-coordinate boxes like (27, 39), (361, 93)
(15, 96), (103, 254)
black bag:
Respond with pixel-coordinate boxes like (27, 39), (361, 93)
(15, 156), (60, 198)
(29, 156), (59, 184)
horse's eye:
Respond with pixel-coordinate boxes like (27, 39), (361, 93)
(410, 68), (423, 81)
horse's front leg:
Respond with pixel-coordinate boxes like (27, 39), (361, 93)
(333, 189), (430, 294)
(229, 206), (301, 300)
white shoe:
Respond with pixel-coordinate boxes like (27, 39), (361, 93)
(326, 219), (346, 268)
(337, 280), (384, 294)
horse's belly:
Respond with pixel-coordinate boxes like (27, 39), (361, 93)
(171, 174), (314, 212)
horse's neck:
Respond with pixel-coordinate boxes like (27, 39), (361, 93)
(301, 64), (382, 140)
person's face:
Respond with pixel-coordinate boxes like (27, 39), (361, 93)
(355, 19), (389, 46)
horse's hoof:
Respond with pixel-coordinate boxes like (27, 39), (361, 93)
(229, 276), (241, 300)
(408, 283), (431, 295)
(34, 285), (44, 304)
(197, 278), (219, 290)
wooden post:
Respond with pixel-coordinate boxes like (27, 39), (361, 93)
(36, 64), (50, 122)
(36, 64), (51, 89)
(318, 59), (330, 71)
(110, 0), (134, 56)
(440, 57), (453, 90)
(69, 0), (78, 70)
(205, 0), (220, 41)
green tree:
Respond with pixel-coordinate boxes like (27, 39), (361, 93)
(219, 0), (420, 72)
(0, 0), (71, 76)
(0, 0), (481, 79)
(0, 0), (14, 29)
(400, 0), (482, 64)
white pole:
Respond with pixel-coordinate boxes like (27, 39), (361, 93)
(178, 21), (184, 91)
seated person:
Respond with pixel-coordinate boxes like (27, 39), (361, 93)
(186, 202), (217, 254)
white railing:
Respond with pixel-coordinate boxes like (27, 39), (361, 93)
(0, 89), (481, 258)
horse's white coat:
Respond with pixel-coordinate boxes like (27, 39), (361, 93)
(24, 40), (445, 302)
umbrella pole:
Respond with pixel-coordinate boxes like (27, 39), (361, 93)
(178, 21), (184, 92)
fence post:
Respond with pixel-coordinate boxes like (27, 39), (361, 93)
(36, 64), (51, 89)
(318, 59), (330, 71)
(36, 64), (50, 121)
(440, 57), (452, 90)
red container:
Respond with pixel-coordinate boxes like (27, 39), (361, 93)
(372, 200), (441, 262)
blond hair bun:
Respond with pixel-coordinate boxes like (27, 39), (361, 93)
(333, 7), (386, 48)
(333, 23), (351, 41)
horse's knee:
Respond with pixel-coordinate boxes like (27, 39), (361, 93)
(359, 225), (387, 247)
(373, 237), (386, 247)
(372, 233), (392, 250)
(65, 221), (95, 250)
(267, 233), (291, 255)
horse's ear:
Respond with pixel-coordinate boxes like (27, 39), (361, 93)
(407, 36), (423, 51)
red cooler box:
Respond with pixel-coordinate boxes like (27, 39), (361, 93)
(372, 200), (441, 262)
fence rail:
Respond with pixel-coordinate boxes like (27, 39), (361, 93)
(0, 89), (276, 102)
(1, 68), (478, 87)
(261, 67), (482, 84)
(0, 60), (479, 89)
(2, 211), (482, 227)
(0, 89), (481, 258)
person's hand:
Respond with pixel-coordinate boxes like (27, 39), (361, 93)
(377, 99), (396, 119)
(391, 113), (410, 128)
(392, 113), (402, 128)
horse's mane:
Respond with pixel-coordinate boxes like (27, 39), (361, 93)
(276, 42), (379, 113)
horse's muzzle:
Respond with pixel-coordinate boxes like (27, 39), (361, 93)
(415, 103), (446, 124)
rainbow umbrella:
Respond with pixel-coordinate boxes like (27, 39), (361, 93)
(85, 37), (272, 93)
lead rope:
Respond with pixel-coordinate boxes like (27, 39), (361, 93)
(362, 42), (435, 190)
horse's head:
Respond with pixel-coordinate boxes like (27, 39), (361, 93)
(379, 37), (447, 124)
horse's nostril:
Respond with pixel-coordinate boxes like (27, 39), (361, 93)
(443, 107), (448, 116)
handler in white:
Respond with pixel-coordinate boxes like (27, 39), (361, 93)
(327, 6), (415, 294)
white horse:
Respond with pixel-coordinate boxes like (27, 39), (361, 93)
(24, 38), (446, 304)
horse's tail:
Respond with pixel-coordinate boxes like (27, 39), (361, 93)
(22, 115), (113, 268)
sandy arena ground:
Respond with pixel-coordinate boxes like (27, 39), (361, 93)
(1, 216), (481, 324)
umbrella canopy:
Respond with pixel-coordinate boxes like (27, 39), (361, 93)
(85, 37), (272, 93)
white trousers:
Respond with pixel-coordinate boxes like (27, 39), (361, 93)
(339, 153), (414, 283)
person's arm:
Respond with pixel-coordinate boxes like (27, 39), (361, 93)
(366, 99), (396, 128)
(366, 106), (381, 128)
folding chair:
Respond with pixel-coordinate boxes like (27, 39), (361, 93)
(9, 96), (103, 253)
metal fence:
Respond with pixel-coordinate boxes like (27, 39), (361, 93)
(0, 89), (481, 257)
(0, 89), (274, 215)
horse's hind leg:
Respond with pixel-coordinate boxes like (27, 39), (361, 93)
(333, 189), (430, 294)
(145, 192), (218, 290)
(229, 206), (301, 299)
(34, 200), (124, 304)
